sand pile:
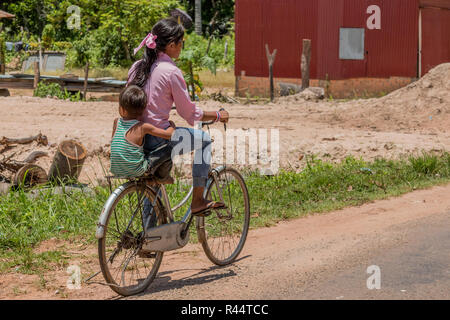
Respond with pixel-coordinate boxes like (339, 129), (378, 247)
(321, 63), (450, 133)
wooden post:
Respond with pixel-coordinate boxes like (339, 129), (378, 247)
(0, 33), (5, 75)
(33, 61), (40, 89)
(224, 40), (229, 61)
(265, 44), (277, 102)
(38, 37), (43, 72)
(83, 62), (89, 101)
(301, 39), (311, 89)
(418, 9), (422, 77)
(189, 61), (196, 101)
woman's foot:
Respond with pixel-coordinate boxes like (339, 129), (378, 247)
(191, 198), (226, 216)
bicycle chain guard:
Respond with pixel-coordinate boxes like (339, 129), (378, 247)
(141, 221), (189, 252)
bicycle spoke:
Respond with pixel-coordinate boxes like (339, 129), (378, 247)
(199, 168), (250, 265)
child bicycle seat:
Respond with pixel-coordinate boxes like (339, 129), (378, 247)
(146, 142), (173, 181)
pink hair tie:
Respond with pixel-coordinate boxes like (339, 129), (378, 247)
(133, 33), (158, 56)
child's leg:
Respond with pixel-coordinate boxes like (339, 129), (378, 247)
(142, 133), (171, 230)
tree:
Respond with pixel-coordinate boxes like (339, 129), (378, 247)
(177, 33), (216, 99)
(42, 24), (55, 50)
(97, 0), (180, 63)
(185, 0), (234, 36)
(195, 0), (202, 35)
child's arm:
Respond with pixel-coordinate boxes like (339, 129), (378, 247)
(111, 118), (118, 139)
(141, 123), (175, 140)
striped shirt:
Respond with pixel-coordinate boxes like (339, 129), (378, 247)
(110, 119), (148, 178)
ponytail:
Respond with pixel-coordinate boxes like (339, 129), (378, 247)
(128, 18), (185, 88)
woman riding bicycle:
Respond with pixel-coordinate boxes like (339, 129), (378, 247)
(127, 18), (229, 216)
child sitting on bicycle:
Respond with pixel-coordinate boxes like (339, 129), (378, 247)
(110, 85), (176, 179)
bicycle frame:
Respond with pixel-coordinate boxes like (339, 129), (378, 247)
(154, 164), (227, 224)
(157, 184), (193, 223)
(151, 121), (227, 225)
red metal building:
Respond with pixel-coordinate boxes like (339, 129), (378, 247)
(235, 0), (450, 97)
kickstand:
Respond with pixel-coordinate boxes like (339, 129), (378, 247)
(84, 270), (102, 285)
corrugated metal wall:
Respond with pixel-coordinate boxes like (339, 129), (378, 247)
(365, 0), (418, 78)
(421, 7), (450, 75)
(235, 0), (420, 80)
(420, 0), (450, 10)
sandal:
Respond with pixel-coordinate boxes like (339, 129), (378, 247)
(191, 201), (227, 217)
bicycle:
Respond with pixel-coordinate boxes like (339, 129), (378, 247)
(95, 117), (250, 296)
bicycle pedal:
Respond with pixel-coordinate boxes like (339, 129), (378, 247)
(192, 210), (212, 218)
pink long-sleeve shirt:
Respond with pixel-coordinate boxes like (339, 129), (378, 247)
(127, 52), (203, 128)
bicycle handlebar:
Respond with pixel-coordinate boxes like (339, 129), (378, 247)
(201, 108), (227, 130)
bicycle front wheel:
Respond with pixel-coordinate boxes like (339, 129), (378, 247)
(98, 181), (166, 296)
(197, 167), (250, 266)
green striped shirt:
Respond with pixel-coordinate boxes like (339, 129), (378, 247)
(110, 118), (148, 178)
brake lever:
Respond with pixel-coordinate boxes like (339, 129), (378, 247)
(219, 107), (227, 131)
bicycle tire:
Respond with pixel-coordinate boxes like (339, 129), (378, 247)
(197, 167), (250, 266)
(98, 181), (166, 296)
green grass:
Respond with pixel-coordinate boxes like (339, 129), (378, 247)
(246, 153), (450, 227)
(1, 152), (450, 274)
(197, 69), (235, 89)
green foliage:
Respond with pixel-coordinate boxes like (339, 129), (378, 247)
(72, 35), (91, 65)
(182, 32), (234, 67)
(0, 0), (236, 70)
(177, 32), (234, 96)
(0, 31), (5, 66)
(33, 81), (64, 98)
(98, 0), (180, 60)
(1, 0), (182, 68)
(33, 81), (81, 101)
(0, 183), (108, 273)
(409, 152), (441, 175)
(246, 152), (450, 223)
(41, 24), (55, 50)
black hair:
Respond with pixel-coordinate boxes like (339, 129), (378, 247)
(128, 18), (185, 88)
(119, 85), (147, 117)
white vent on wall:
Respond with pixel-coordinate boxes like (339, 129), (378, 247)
(339, 28), (365, 60)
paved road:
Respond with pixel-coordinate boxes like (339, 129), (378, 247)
(294, 211), (450, 299)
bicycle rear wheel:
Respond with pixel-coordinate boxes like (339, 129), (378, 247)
(197, 167), (250, 266)
(98, 181), (166, 296)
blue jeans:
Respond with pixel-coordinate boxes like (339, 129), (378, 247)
(142, 127), (212, 230)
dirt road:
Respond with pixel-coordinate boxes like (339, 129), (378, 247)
(117, 183), (450, 300)
(1, 183), (449, 300)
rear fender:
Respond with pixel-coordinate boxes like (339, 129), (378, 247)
(95, 183), (128, 239)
